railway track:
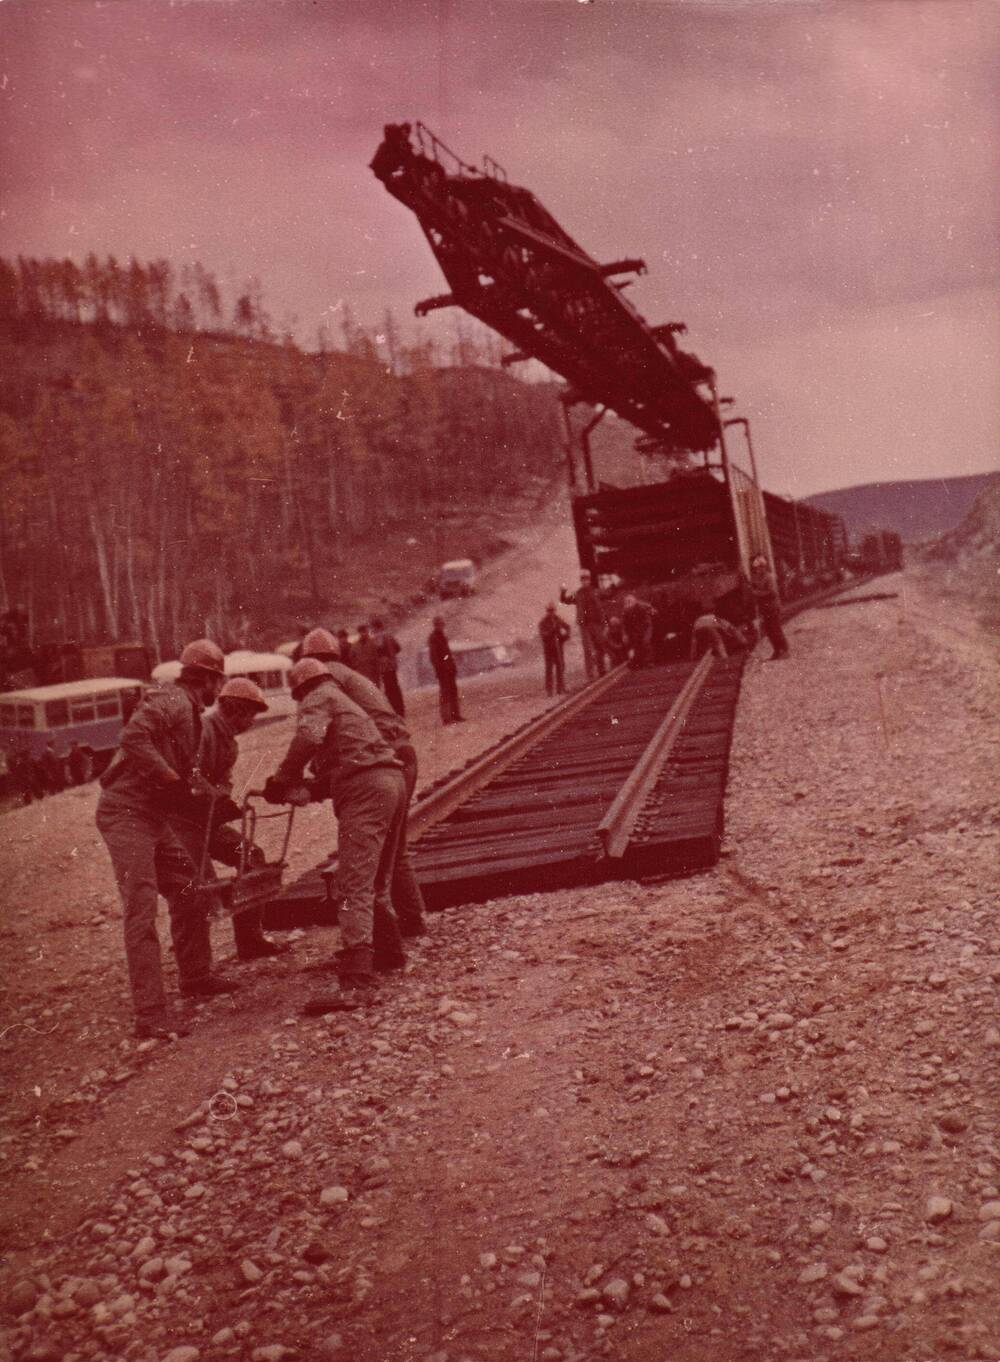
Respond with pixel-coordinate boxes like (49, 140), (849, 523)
(263, 652), (743, 926)
(261, 573), (891, 928)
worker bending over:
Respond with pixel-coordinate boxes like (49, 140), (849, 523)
(300, 627), (427, 939)
(196, 677), (289, 961)
(265, 658), (408, 1010)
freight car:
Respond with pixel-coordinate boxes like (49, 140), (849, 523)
(849, 530), (903, 574)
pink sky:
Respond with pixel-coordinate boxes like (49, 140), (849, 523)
(1, 0), (997, 496)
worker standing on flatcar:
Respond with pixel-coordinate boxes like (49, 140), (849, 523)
(300, 627), (427, 939)
(95, 639), (236, 1040)
(264, 658), (408, 1010)
(196, 678), (290, 962)
(538, 602), (571, 696)
(750, 555), (790, 660)
(560, 569), (607, 679)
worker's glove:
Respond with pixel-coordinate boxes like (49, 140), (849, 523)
(209, 794), (243, 828)
(262, 775), (289, 805)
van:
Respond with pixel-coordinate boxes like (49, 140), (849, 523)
(438, 559), (477, 599)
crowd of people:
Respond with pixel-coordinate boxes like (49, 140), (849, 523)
(542, 554), (790, 689)
(8, 738), (93, 804)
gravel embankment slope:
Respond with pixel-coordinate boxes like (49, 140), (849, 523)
(0, 568), (997, 1362)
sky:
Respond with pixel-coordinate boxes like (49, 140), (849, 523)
(1, 0), (997, 497)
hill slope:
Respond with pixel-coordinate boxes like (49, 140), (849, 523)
(806, 471), (998, 542)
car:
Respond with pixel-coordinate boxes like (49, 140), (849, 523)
(438, 558), (477, 598)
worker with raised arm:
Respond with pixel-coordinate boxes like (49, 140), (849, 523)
(195, 677), (289, 962)
(95, 639), (237, 1040)
(264, 657), (408, 1010)
(300, 627), (427, 939)
(560, 568), (607, 679)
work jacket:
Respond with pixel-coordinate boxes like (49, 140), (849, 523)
(99, 682), (204, 807)
(560, 583), (606, 629)
(538, 612), (571, 652)
(324, 659), (410, 751)
(351, 635), (382, 686)
(276, 678), (401, 797)
(197, 707), (239, 792)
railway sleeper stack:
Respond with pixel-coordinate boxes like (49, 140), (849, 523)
(262, 658), (743, 928)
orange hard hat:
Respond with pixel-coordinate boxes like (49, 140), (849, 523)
(301, 627), (340, 659)
(218, 677), (268, 711)
(288, 657), (331, 696)
(179, 638), (225, 675)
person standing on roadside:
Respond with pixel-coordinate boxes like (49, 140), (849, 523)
(95, 639), (237, 1040)
(301, 628), (427, 938)
(428, 616), (463, 725)
(264, 658), (408, 1011)
(351, 622), (382, 687)
(196, 678), (289, 962)
(749, 554), (790, 660)
(371, 616), (405, 717)
(67, 740), (92, 786)
(336, 628), (354, 669)
(538, 602), (571, 696)
(560, 569), (607, 680)
(41, 741), (65, 794)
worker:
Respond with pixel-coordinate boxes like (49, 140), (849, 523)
(428, 616), (463, 724)
(196, 677), (289, 961)
(41, 741), (65, 795)
(95, 639), (236, 1040)
(351, 623), (382, 687)
(371, 616), (405, 716)
(604, 615), (629, 667)
(538, 602), (571, 696)
(690, 612), (748, 659)
(67, 740), (93, 786)
(622, 594), (657, 668)
(300, 627), (426, 938)
(336, 628), (354, 668)
(264, 657), (408, 1011)
(560, 569), (607, 679)
(749, 555), (790, 660)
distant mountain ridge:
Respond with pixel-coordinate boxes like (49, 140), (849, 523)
(806, 472), (999, 543)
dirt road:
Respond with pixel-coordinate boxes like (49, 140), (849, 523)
(0, 567), (997, 1362)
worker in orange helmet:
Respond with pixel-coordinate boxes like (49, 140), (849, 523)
(195, 677), (290, 962)
(95, 639), (237, 1039)
(264, 656), (408, 1011)
(300, 628), (427, 940)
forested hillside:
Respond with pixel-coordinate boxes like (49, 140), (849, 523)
(0, 256), (564, 659)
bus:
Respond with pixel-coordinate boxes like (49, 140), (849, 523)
(151, 651), (294, 717)
(0, 677), (145, 767)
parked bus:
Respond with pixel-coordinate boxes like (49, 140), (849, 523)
(151, 650), (294, 717)
(0, 677), (145, 767)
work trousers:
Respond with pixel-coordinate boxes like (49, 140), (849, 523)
(96, 790), (212, 1023)
(543, 642), (566, 695)
(382, 669), (405, 717)
(333, 766), (408, 949)
(436, 669), (462, 724)
(391, 744), (427, 929)
(579, 622), (607, 679)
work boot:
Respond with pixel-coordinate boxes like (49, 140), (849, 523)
(301, 945), (376, 1015)
(373, 903), (407, 973)
(134, 1010), (191, 1040)
(179, 973), (239, 1000)
(235, 931), (290, 962)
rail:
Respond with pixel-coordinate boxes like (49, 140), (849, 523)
(596, 653), (713, 859)
(407, 663), (626, 843)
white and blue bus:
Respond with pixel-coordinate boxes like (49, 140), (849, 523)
(0, 677), (145, 765)
(151, 650), (294, 718)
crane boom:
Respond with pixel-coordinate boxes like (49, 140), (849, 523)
(370, 121), (721, 456)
